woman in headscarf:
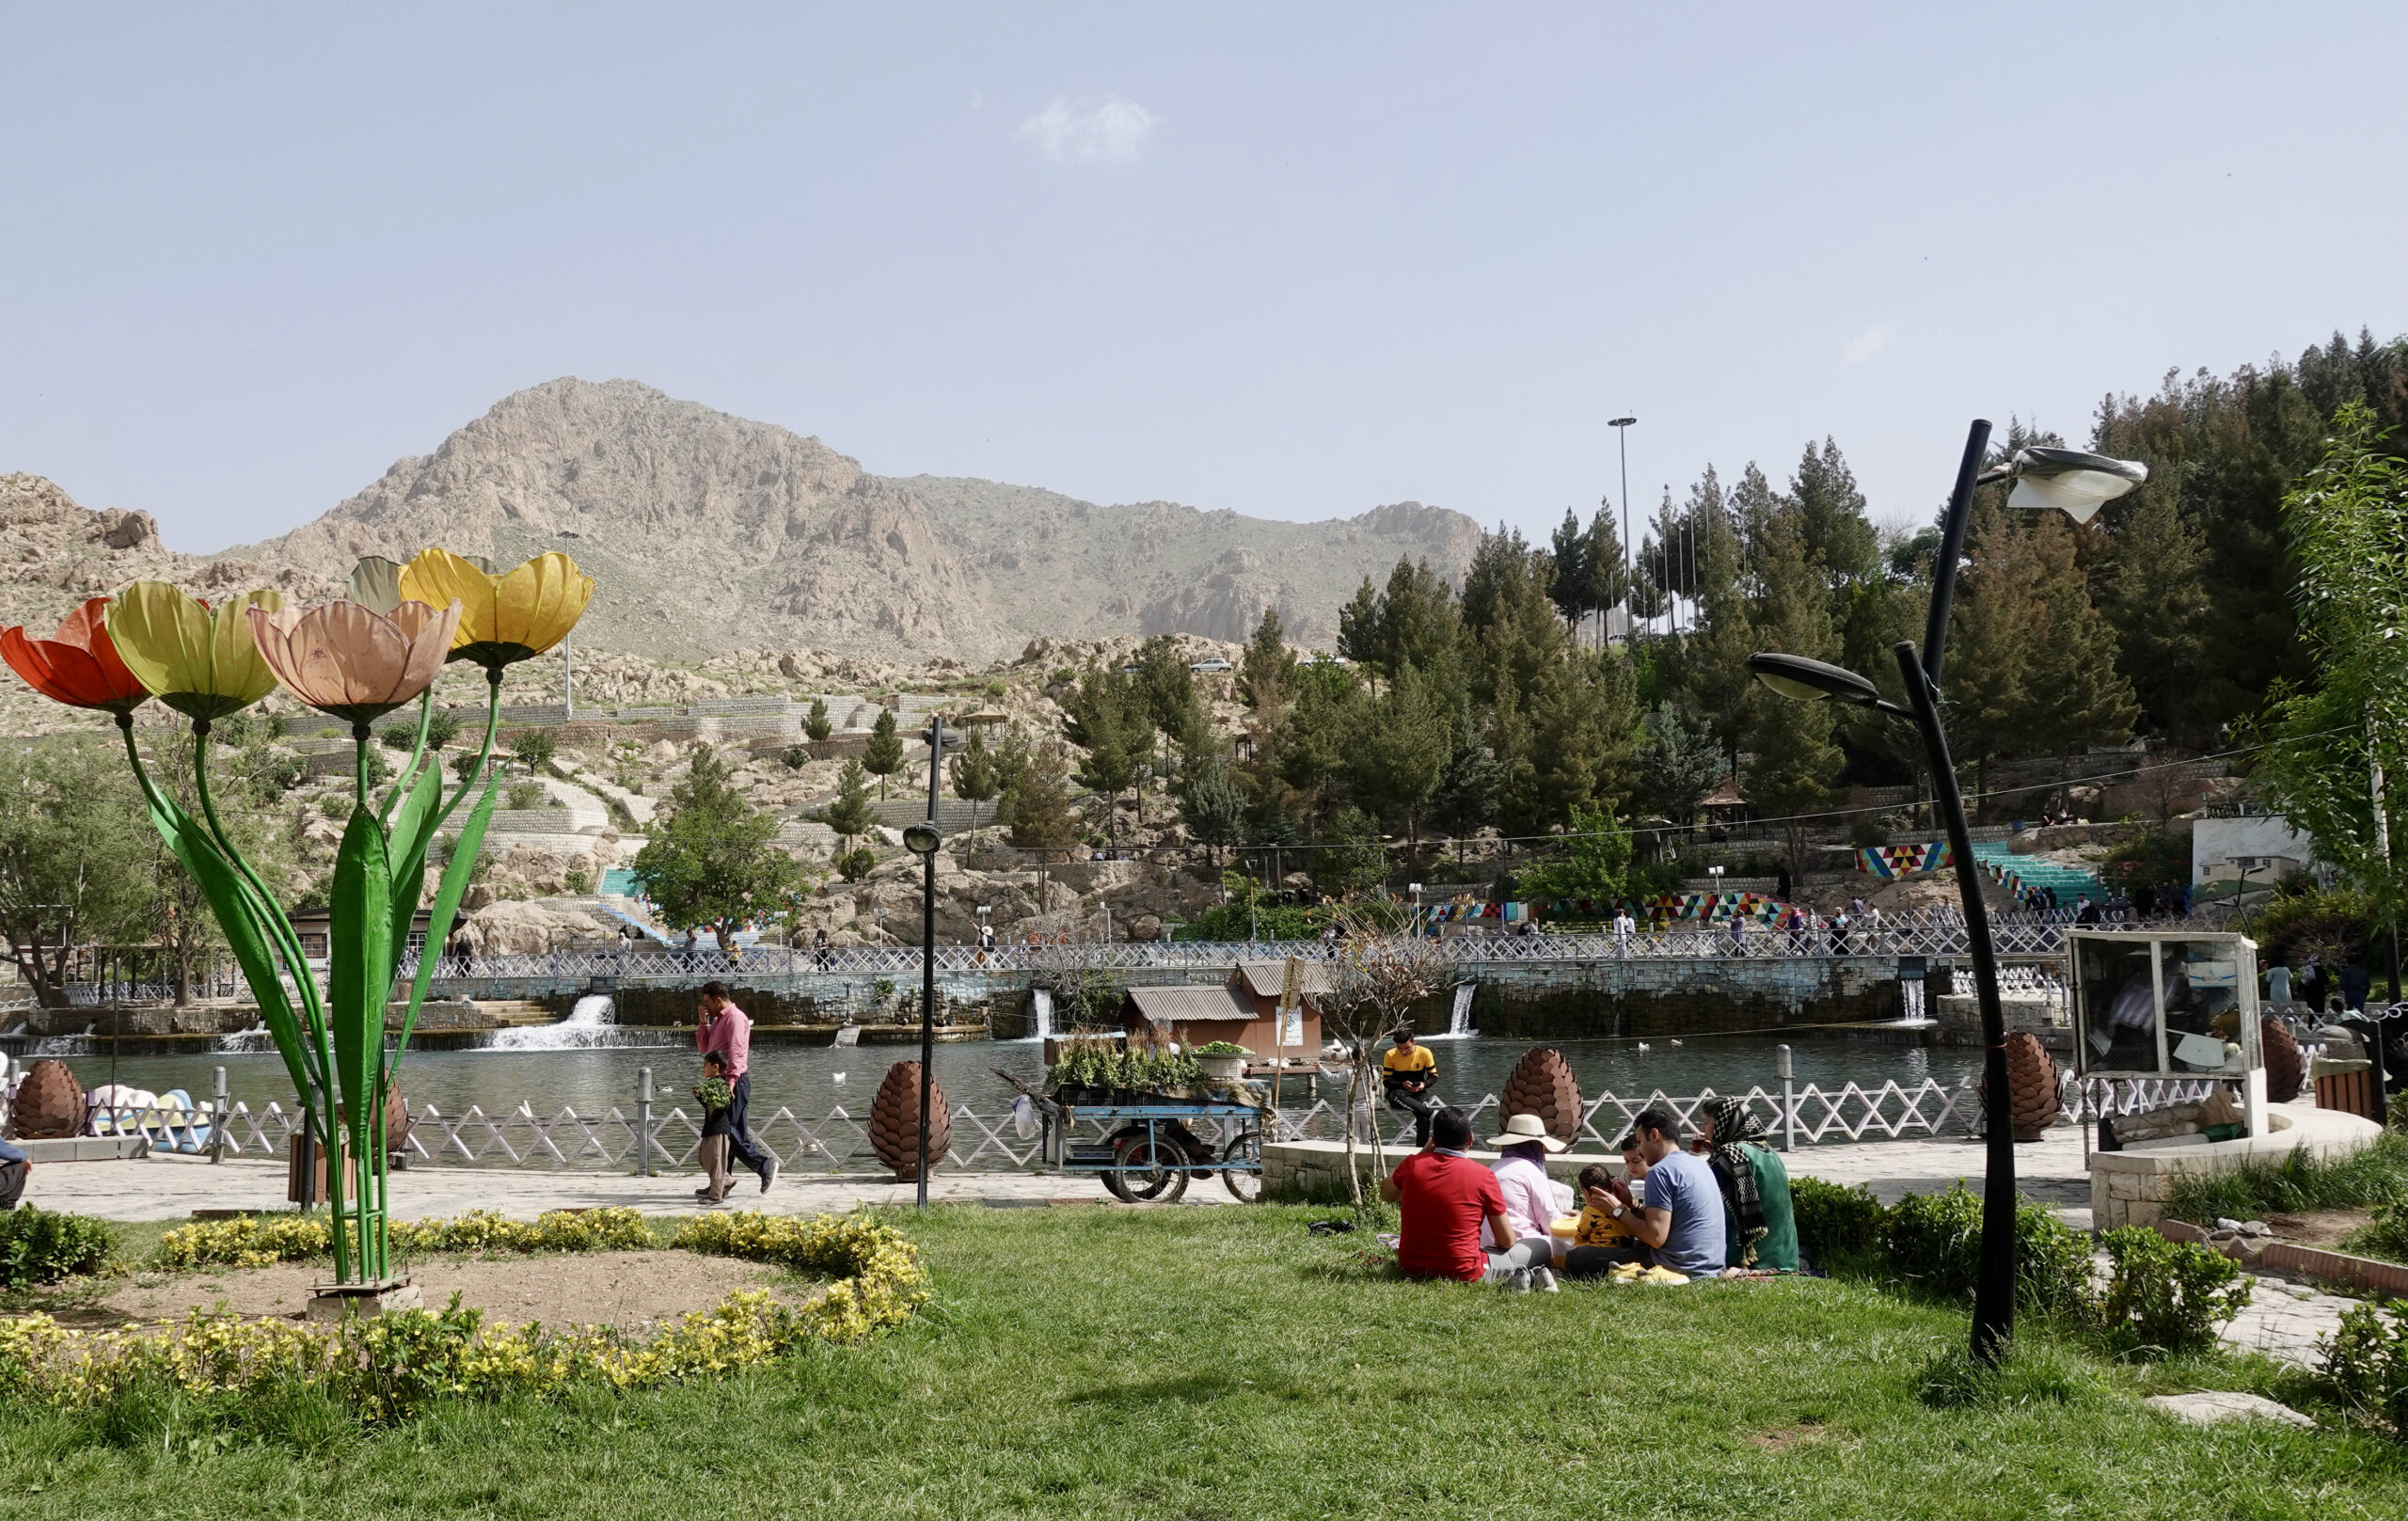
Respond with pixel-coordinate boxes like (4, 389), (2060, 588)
(1696, 1096), (1798, 1271)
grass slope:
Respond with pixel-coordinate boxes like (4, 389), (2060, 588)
(2, 1204), (2404, 1519)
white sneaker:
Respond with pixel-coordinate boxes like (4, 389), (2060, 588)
(1530, 1265), (1559, 1293)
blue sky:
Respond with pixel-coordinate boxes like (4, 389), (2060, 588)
(4, 4), (2403, 554)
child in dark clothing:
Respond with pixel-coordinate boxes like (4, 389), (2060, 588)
(695, 1051), (736, 1204)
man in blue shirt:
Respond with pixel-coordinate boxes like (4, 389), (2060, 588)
(1604, 1106), (1726, 1280)
(0, 1133), (28, 1211)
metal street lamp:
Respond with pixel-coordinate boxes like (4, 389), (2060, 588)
(1748, 422), (2146, 1365)
(1610, 417), (1637, 640)
(904, 721), (948, 1210)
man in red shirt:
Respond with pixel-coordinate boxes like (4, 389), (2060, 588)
(695, 981), (777, 1195)
(1379, 1108), (1555, 1289)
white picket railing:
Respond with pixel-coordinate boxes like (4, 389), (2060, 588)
(411, 918), (2179, 986)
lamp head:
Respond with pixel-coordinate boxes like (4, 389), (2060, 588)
(1745, 652), (1884, 708)
(1983, 446), (2148, 525)
(902, 823), (943, 856)
(1608, 416), (1637, 429)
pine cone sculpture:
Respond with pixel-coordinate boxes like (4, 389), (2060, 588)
(7, 1058), (85, 1139)
(1499, 1046), (1583, 1144)
(869, 1061), (951, 1180)
(2261, 1018), (2304, 1101)
(1980, 1032), (2061, 1142)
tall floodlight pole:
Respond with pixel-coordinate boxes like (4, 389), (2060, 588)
(1609, 417), (1636, 641)
(903, 719), (948, 1210)
(1747, 426), (2146, 1366)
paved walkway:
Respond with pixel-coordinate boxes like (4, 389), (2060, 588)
(18, 1154), (1225, 1219)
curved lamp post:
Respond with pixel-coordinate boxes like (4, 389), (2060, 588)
(903, 718), (948, 1209)
(1748, 427), (2145, 1364)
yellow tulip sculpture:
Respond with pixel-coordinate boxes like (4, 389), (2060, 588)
(103, 583), (285, 721)
(2, 552), (596, 1290)
(398, 548), (594, 673)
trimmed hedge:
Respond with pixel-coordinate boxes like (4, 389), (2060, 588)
(0, 1208), (115, 1289)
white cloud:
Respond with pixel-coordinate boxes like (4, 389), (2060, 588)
(1019, 95), (1160, 166)
(1842, 325), (1895, 366)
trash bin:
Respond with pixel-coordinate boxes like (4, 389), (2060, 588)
(2311, 1056), (2379, 1120)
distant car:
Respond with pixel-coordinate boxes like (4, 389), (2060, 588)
(1118, 663), (1143, 674)
(1189, 658), (1232, 673)
(1302, 653), (1350, 667)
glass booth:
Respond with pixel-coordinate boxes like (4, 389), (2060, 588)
(2067, 929), (2266, 1135)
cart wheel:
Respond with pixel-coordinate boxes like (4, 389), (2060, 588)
(1220, 1132), (1262, 1202)
(1113, 1133), (1190, 1203)
(1099, 1164), (1133, 1203)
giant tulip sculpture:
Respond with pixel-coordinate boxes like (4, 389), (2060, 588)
(1, 555), (590, 1289)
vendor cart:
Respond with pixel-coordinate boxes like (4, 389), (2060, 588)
(1043, 1097), (1264, 1203)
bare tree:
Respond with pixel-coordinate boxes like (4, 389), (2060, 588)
(1321, 905), (1451, 1218)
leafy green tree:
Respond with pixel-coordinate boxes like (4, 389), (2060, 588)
(803, 698), (833, 743)
(630, 743), (801, 949)
(2256, 403), (2408, 919)
(817, 756), (878, 843)
(1006, 740), (1081, 853)
(862, 707), (905, 799)
(990, 724), (1032, 807)
(1634, 701), (1726, 827)
(1275, 667), (1362, 816)
(1580, 502), (1632, 632)
(949, 726), (1000, 804)
(1517, 801), (1634, 904)
(423, 708), (461, 751)
(508, 728), (557, 772)
(0, 734), (154, 1006)
(1309, 805), (1390, 899)
(1547, 508), (1592, 628)
(1789, 436), (1881, 588)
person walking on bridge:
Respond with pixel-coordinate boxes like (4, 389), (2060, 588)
(694, 981), (777, 1194)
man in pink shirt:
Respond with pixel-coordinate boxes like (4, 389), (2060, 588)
(695, 981), (776, 1194)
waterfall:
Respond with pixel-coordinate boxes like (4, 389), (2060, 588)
(487, 994), (629, 1051)
(1429, 981), (1475, 1039)
(217, 1023), (277, 1054)
(1028, 989), (1054, 1042)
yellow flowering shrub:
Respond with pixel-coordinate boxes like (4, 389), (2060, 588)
(5, 1212), (927, 1426)
(156, 1207), (656, 1271)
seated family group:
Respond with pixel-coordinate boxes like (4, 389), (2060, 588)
(1379, 1070), (1798, 1290)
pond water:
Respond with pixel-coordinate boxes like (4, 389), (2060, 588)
(54, 1021), (1983, 1123)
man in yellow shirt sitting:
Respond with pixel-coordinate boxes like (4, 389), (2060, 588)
(1381, 1029), (1442, 1146)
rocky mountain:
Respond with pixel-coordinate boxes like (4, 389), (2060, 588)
(8, 377), (1484, 666)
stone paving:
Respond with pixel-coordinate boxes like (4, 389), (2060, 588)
(17, 1130), (2368, 1368)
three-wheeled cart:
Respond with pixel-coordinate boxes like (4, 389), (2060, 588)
(1037, 1095), (1265, 1203)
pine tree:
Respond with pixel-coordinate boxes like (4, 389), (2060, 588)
(1337, 577), (1382, 666)
(1428, 702), (1504, 848)
(949, 726), (1000, 803)
(862, 707), (905, 799)
(1580, 502), (1631, 638)
(818, 756), (877, 844)
(1177, 756), (1246, 863)
(1006, 740), (1081, 853)
(1065, 664), (1149, 845)
(1548, 508), (1592, 628)
(803, 698), (832, 743)
(1736, 508), (1844, 879)
(1238, 607), (1297, 714)
(1343, 662), (1449, 852)
(1634, 701), (1726, 826)
(1789, 436), (1881, 586)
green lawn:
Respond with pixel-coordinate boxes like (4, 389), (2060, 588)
(3, 1203), (2405, 1519)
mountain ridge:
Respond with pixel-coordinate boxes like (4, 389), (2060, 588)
(13, 376), (1485, 663)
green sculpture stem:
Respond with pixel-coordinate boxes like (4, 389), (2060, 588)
(190, 721), (337, 1125)
(385, 669), (504, 1094)
(353, 721), (372, 808)
(380, 689), (436, 822)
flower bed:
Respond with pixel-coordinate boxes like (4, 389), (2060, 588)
(1, 1211), (927, 1426)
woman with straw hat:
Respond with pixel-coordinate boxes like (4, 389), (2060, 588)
(1482, 1112), (1571, 1277)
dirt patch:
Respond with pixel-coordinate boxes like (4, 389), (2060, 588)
(1750, 1424), (1823, 1451)
(92, 1251), (801, 1331)
(2266, 1210), (2373, 1248)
